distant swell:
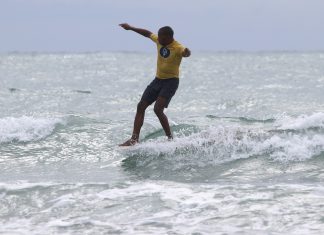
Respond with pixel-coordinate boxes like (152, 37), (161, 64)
(0, 116), (64, 143)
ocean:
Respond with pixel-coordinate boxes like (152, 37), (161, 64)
(0, 52), (324, 234)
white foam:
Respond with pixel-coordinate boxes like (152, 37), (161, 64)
(0, 116), (64, 143)
(276, 112), (324, 130)
(123, 122), (324, 165)
(258, 134), (324, 162)
(123, 125), (267, 165)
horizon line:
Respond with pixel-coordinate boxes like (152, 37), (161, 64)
(1, 49), (324, 55)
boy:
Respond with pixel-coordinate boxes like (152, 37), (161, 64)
(119, 23), (191, 146)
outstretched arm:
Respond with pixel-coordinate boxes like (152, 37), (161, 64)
(119, 23), (152, 38)
(182, 48), (191, 57)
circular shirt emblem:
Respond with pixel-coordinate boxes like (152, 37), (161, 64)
(160, 47), (170, 58)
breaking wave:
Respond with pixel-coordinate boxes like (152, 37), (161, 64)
(121, 113), (324, 171)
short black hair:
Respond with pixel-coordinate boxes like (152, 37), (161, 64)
(158, 26), (174, 37)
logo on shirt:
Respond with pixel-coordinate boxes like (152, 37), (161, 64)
(160, 47), (170, 58)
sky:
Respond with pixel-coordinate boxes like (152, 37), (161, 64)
(1, 0), (324, 52)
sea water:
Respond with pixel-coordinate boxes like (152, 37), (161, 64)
(0, 52), (324, 234)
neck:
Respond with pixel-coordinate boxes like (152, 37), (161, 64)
(163, 39), (174, 46)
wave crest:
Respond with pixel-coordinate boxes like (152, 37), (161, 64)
(0, 116), (64, 143)
(276, 112), (324, 130)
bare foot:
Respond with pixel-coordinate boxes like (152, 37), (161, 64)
(119, 138), (138, 147)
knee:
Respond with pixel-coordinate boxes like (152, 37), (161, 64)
(154, 105), (164, 116)
(137, 101), (147, 113)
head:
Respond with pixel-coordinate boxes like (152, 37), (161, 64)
(158, 26), (174, 46)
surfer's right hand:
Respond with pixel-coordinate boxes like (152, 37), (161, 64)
(119, 23), (132, 30)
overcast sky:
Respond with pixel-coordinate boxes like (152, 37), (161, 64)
(1, 0), (323, 52)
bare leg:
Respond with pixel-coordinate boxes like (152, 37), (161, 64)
(119, 101), (150, 146)
(132, 100), (150, 140)
(154, 96), (172, 139)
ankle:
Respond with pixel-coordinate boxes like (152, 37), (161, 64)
(131, 133), (139, 141)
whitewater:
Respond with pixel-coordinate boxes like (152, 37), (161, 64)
(0, 52), (324, 234)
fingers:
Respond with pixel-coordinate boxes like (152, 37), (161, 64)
(182, 48), (191, 57)
(119, 23), (129, 29)
(186, 48), (191, 56)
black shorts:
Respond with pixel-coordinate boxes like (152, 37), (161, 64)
(141, 77), (179, 108)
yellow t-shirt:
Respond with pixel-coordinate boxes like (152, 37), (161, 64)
(150, 34), (186, 79)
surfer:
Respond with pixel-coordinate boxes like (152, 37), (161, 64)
(119, 23), (191, 146)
